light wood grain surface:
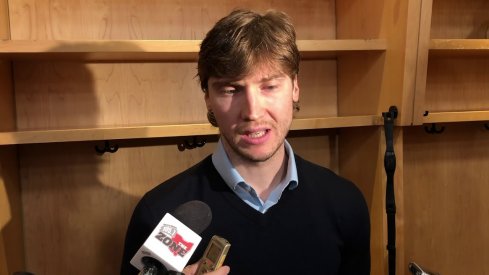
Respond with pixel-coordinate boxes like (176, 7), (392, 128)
(404, 124), (489, 275)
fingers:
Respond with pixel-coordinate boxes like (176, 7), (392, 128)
(212, 265), (230, 275)
(183, 263), (199, 275)
(182, 264), (230, 275)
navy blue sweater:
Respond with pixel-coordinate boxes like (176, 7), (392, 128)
(121, 154), (370, 274)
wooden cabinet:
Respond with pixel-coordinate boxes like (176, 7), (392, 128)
(3, 0), (486, 274)
(413, 0), (489, 125)
(404, 0), (489, 274)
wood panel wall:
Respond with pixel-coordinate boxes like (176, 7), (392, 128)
(425, 56), (489, 113)
(20, 139), (216, 273)
(13, 60), (336, 131)
(430, 0), (489, 39)
(1, 0), (25, 274)
(3, 0), (489, 274)
(403, 123), (489, 275)
(6, 0), (349, 273)
(19, 133), (337, 273)
(336, 0), (420, 126)
(8, 0), (336, 40)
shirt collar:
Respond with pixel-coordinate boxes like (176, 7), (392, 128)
(212, 139), (299, 191)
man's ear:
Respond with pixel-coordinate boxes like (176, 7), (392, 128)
(204, 90), (211, 109)
(292, 75), (300, 102)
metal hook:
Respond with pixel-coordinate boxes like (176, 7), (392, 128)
(177, 137), (207, 151)
(424, 123), (445, 134)
(95, 141), (119, 154)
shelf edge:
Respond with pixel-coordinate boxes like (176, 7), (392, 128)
(0, 39), (387, 61)
(0, 116), (383, 145)
(422, 111), (489, 123)
(429, 39), (489, 56)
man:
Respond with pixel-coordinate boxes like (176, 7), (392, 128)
(121, 9), (370, 275)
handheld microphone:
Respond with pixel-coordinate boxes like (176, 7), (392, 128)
(130, 200), (212, 274)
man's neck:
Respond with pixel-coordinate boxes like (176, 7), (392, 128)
(225, 143), (288, 201)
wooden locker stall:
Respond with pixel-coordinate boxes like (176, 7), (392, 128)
(407, 0), (489, 274)
(1, 0), (24, 272)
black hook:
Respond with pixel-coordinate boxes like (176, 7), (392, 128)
(423, 110), (429, 116)
(95, 141), (119, 154)
(178, 137), (207, 151)
(382, 106), (398, 121)
(424, 123), (445, 134)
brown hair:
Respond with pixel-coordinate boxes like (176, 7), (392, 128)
(197, 9), (300, 92)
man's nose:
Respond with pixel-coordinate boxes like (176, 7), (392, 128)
(241, 88), (263, 121)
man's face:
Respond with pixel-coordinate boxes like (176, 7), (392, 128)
(205, 62), (299, 163)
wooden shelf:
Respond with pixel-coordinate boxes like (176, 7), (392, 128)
(430, 39), (489, 56)
(422, 111), (489, 123)
(297, 39), (386, 59)
(0, 115), (382, 145)
(0, 39), (386, 61)
(291, 115), (383, 129)
(0, 38), (387, 145)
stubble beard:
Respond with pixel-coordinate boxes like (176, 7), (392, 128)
(224, 134), (283, 163)
(221, 122), (291, 163)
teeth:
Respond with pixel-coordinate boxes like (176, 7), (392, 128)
(248, 130), (266, 138)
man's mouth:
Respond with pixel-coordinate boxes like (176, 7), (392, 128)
(247, 130), (267, 138)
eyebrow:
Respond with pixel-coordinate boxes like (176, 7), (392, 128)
(210, 74), (286, 89)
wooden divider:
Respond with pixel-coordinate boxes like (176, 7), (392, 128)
(1, 1), (26, 274)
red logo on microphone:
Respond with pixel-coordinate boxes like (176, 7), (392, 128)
(155, 224), (194, 257)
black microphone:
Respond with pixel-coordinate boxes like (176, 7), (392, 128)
(131, 200), (212, 274)
(172, 200), (212, 234)
(140, 256), (166, 275)
(140, 256), (188, 275)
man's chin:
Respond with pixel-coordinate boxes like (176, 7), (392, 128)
(236, 149), (276, 163)
(222, 135), (282, 163)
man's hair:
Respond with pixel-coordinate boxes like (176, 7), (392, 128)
(198, 9), (300, 92)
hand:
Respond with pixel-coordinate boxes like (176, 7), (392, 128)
(182, 262), (230, 275)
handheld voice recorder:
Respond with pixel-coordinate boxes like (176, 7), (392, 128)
(196, 235), (230, 275)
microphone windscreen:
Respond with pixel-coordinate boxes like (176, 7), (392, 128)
(171, 200), (212, 234)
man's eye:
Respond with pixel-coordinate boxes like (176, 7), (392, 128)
(223, 89), (237, 94)
(221, 85), (243, 94)
(264, 85), (277, 91)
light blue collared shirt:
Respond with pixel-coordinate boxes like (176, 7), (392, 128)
(211, 139), (299, 213)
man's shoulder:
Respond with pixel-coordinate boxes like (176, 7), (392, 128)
(294, 154), (365, 202)
(139, 155), (216, 209)
(293, 154), (369, 227)
(294, 154), (343, 182)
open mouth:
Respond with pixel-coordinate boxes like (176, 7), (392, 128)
(247, 130), (267, 138)
(240, 128), (271, 144)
